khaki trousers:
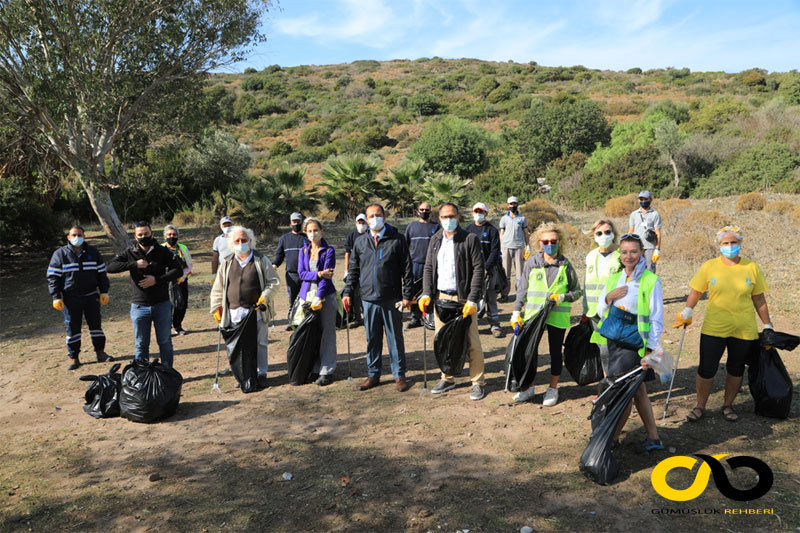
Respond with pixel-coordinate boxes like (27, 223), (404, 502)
(434, 293), (485, 385)
(501, 247), (525, 298)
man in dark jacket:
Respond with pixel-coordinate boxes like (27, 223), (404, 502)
(107, 221), (182, 367)
(47, 225), (112, 370)
(419, 203), (486, 401)
(343, 203), (414, 392)
(404, 201), (441, 330)
(465, 202), (503, 338)
(342, 213), (368, 327)
(272, 212), (308, 326)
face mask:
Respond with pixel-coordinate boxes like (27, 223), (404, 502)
(640, 201), (651, 209)
(441, 218), (458, 232)
(291, 223), (302, 233)
(69, 236), (84, 247)
(165, 237), (178, 246)
(542, 243), (559, 256)
(307, 230), (321, 242)
(368, 216), (384, 231)
(233, 242), (250, 254)
(419, 211), (431, 220)
(137, 235), (155, 247)
(222, 226), (232, 235)
(594, 233), (614, 248)
(356, 223), (368, 234)
(509, 206), (518, 214)
(473, 213), (485, 223)
(720, 244), (740, 259)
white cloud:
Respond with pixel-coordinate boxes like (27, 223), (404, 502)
(592, 0), (671, 30)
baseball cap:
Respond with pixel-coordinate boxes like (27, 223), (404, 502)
(219, 216), (233, 226)
(290, 212), (303, 221)
(638, 191), (652, 199)
(356, 213), (367, 222)
(472, 202), (488, 213)
(507, 196), (519, 204)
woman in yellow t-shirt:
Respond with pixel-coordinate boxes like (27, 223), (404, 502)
(673, 226), (773, 422)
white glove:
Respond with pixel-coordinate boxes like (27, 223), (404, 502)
(763, 323), (774, 330)
(679, 307), (693, 320)
(311, 296), (323, 311)
(394, 301), (404, 312)
(511, 311), (520, 322)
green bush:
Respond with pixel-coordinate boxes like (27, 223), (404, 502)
(269, 141), (293, 158)
(659, 185), (686, 199)
(233, 93), (259, 122)
(487, 80), (519, 103)
(626, 67), (642, 74)
(299, 124), (331, 147)
(472, 76), (498, 98)
(409, 117), (490, 178)
(740, 69), (767, 87)
(185, 130), (251, 192)
(408, 93), (443, 116)
(0, 176), (62, 249)
(685, 96), (748, 134)
(361, 125), (390, 149)
(584, 112), (665, 172)
(694, 142), (800, 197)
(779, 75), (800, 105)
(644, 99), (690, 124)
(241, 76), (264, 91)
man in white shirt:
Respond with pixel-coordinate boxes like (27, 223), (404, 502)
(212, 216), (234, 279)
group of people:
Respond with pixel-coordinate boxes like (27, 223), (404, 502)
(47, 191), (775, 451)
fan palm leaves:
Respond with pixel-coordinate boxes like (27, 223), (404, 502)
(419, 172), (473, 209)
(381, 159), (426, 216)
(321, 154), (384, 220)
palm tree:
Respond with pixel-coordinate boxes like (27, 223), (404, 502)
(320, 154), (384, 220)
(419, 172), (473, 209)
(381, 159), (426, 217)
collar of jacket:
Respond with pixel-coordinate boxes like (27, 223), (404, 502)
(372, 223), (397, 243)
(530, 251), (568, 268)
(302, 238), (330, 253)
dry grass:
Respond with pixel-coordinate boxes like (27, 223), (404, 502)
(794, 204), (800, 223)
(662, 231), (718, 264)
(764, 200), (794, 215)
(520, 198), (560, 228)
(559, 223), (591, 253)
(735, 191), (767, 211)
(603, 193), (638, 218)
(682, 209), (730, 229)
(659, 198), (693, 218)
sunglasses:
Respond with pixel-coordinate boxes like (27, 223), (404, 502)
(540, 239), (559, 245)
(418, 209), (431, 213)
(595, 230), (613, 237)
(620, 233), (643, 242)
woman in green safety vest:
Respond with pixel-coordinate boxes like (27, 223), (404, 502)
(510, 222), (582, 406)
(582, 219), (621, 389)
(595, 234), (664, 451)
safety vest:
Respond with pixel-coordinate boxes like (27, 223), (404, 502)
(584, 247), (620, 318)
(164, 242), (192, 279)
(593, 269), (658, 357)
(522, 265), (571, 328)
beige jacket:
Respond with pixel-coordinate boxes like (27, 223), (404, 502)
(210, 250), (280, 327)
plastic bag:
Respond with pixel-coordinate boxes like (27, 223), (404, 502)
(286, 303), (322, 385)
(580, 368), (646, 485)
(120, 359), (183, 423)
(504, 300), (554, 391)
(749, 348), (792, 419)
(220, 308), (260, 393)
(80, 363), (122, 418)
(564, 321), (604, 386)
(760, 329), (799, 351)
(433, 300), (471, 376)
(168, 281), (185, 310)
(642, 349), (675, 384)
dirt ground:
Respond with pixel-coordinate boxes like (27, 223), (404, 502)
(1, 202), (799, 532)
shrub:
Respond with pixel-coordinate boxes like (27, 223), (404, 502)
(335, 74), (353, 90)
(741, 70), (767, 87)
(626, 67), (643, 74)
(0, 176), (62, 249)
(241, 76), (264, 91)
(520, 199), (560, 228)
(269, 141), (293, 158)
(603, 194), (638, 217)
(644, 99), (690, 124)
(695, 142), (800, 197)
(736, 192), (767, 211)
(233, 93), (259, 122)
(660, 198), (692, 217)
(487, 80), (518, 103)
(764, 200), (794, 215)
(299, 124), (331, 147)
(686, 96), (748, 134)
(663, 231), (718, 265)
(361, 125), (390, 150)
(793, 205), (800, 224)
(409, 117), (490, 178)
(659, 185), (685, 199)
(472, 76), (498, 98)
(559, 223), (591, 253)
(683, 209), (730, 229)
(172, 200), (217, 227)
(408, 93), (443, 116)
(185, 130), (251, 192)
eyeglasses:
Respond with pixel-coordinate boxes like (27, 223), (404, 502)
(595, 230), (613, 236)
(620, 233), (642, 242)
(540, 239), (559, 245)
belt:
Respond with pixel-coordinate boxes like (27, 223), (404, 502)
(438, 289), (457, 296)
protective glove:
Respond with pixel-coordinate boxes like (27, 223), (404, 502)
(548, 293), (565, 304)
(510, 311), (523, 331)
(256, 295), (267, 309)
(652, 249), (660, 263)
(177, 276), (184, 284)
(763, 323), (774, 331)
(394, 300), (404, 312)
(580, 314), (590, 323)
(99, 294), (109, 306)
(418, 295), (431, 314)
(342, 296), (352, 313)
(53, 299), (64, 311)
(311, 297), (323, 311)
(213, 307), (222, 323)
(342, 272), (348, 282)
(524, 245), (531, 260)
(672, 306), (693, 328)
(462, 301), (478, 318)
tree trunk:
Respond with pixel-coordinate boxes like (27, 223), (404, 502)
(82, 178), (130, 254)
(669, 156), (680, 187)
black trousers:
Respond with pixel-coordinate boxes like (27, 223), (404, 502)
(171, 281), (189, 330)
(286, 273), (301, 319)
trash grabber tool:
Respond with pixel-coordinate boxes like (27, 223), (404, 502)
(421, 311), (429, 394)
(212, 328), (222, 394)
(346, 312), (353, 382)
(662, 325), (687, 423)
(504, 324), (520, 392)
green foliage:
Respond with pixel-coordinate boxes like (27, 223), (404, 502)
(381, 159), (426, 216)
(241, 76), (265, 91)
(335, 74), (353, 90)
(644, 99), (690, 124)
(487, 80), (519, 104)
(233, 93), (259, 122)
(779, 75), (800, 105)
(694, 142), (800, 197)
(409, 117), (490, 179)
(472, 76), (499, 98)
(584, 112), (664, 172)
(408, 93), (443, 116)
(299, 125), (331, 147)
(320, 154), (384, 220)
(361, 125), (390, 150)
(659, 185), (686, 199)
(419, 172), (473, 208)
(741, 69), (767, 87)
(269, 141), (293, 158)
(685, 96), (749, 134)
(626, 67), (642, 74)
(0, 176), (62, 248)
(185, 130), (251, 193)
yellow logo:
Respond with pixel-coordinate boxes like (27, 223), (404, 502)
(652, 454), (773, 502)
(651, 454), (728, 501)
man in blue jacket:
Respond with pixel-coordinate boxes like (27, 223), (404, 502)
(47, 225), (112, 370)
(343, 203), (414, 392)
(465, 202), (503, 338)
(404, 201), (440, 330)
(273, 212), (308, 326)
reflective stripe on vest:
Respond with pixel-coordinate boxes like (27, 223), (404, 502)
(584, 248), (620, 318)
(523, 265), (570, 329)
(593, 269), (657, 357)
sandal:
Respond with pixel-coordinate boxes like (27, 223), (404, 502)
(686, 406), (705, 422)
(722, 405), (739, 422)
(642, 438), (664, 451)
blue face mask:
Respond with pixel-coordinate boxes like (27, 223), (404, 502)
(233, 242), (250, 254)
(720, 244), (740, 259)
(441, 218), (458, 232)
(69, 236), (84, 247)
(542, 243), (559, 256)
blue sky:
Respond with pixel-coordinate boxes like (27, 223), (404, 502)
(232, 0), (800, 73)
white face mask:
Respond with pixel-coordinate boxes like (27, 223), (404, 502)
(307, 230), (321, 242)
(368, 216), (384, 231)
(233, 242), (250, 254)
(594, 233), (615, 248)
(441, 218), (458, 232)
(222, 226), (232, 235)
(473, 213), (485, 223)
(69, 236), (84, 247)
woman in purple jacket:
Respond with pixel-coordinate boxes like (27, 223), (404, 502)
(297, 217), (338, 386)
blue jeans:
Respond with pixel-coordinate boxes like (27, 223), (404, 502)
(362, 299), (406, 379)
(130, 301), (174, 367)
(62, 293), (105, 358)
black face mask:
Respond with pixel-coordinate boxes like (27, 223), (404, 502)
(137, 235), (155, 247)
(165, 237), (178, 246)
(419, 211), (431, 220)
(509, 206), (518, 214)
(291, 224), (302, 233)
(640, 201), (651, 209)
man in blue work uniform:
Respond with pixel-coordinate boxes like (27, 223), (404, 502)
(404, 201), (440, 330)
(272, 212), (309, 326)
(465, 202), (504, 338)
(47, 225), (113, 370)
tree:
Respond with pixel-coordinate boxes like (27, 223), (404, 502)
(419, 173), (473, 209)
(185, 130), (252, 193)
(409, 117), (491, 179)
(0, 0), (270, 252)
(653, 119), (687, 187)
(320, 154), (383, 220)
(381, 159), (426, 216)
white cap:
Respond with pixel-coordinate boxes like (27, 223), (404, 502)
(507, 196), (519, 204)
(472, 202), (488, 213)
(356, 213), (367, 222)
(220, 216), (233, 226)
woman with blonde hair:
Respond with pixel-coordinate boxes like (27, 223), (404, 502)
(675, 225), (773, 422)
(511, 222), (582, 405)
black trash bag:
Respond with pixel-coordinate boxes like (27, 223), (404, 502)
(749, 349), (793, 419)
(503, 300), (554, 391)
(287, 303), (322, 385)
(80, 363), (122, 418)
(580, 368), (646, 485)
(411, 278), (436, 330)
(220, 308), (260, 393)
(564, 321), (604, 386)
(120, 359), (183, 423)
(760, 329), (799, 351)
(489, 264), (508, 295)
(433, 300), (472, 376)
(168, 281), (185, 310)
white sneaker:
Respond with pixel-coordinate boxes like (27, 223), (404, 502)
(513, 386), (536, 403)
(543, 387), (559, 406)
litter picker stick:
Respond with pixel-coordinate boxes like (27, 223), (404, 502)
(421, 311), (429, 394)
(592, 365), (644, 405)
(212, 328), (222, 394)
(346, 312), (353, 382)
(504, 324), (520, 392)
(662, 325), (687, 422)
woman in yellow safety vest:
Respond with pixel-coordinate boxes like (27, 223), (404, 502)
(510, 222), (582, 406)
(582, 219), (621, 388)
(595, 234), (664, 451)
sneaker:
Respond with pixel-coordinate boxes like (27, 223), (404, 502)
(257, 375), (269, 389)
(491, 326), (504, 338)
(513, 386), (535, 403)
(315, 374), (333, 386)
(431, 379), (456, 394)
(306, 373), (320, 384)
(543, 387), (559, 406)
(96, 351), (114, 362)
(177, 329), (188, 336)
(67, 357), (80, 371)
(470, 384), (485, 401)
(642, 438), (664, 451)
(404, 319), (422, 330)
